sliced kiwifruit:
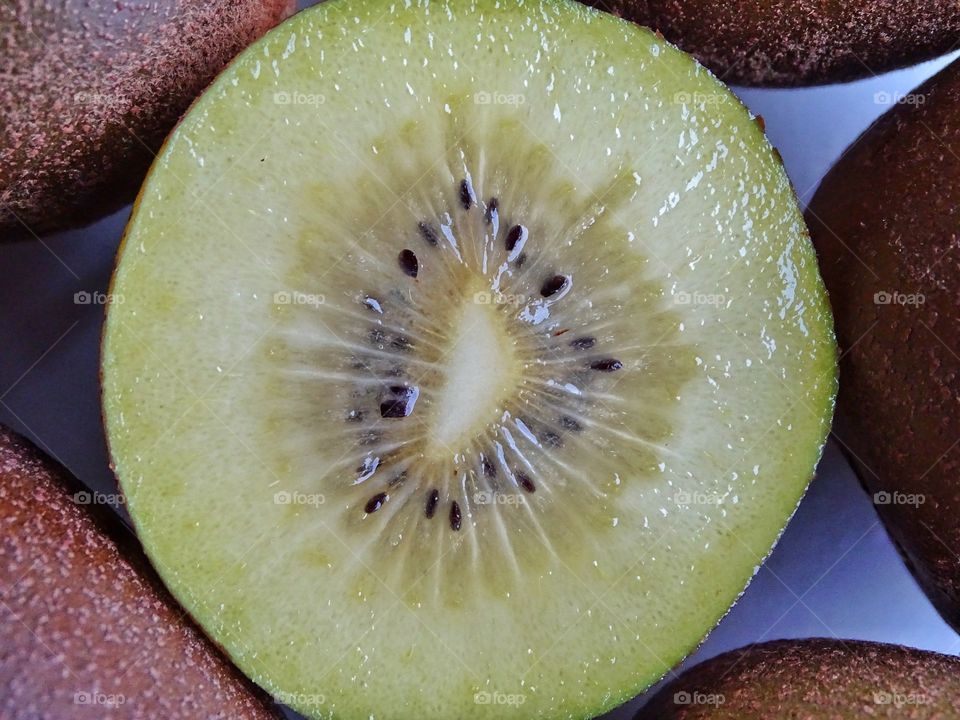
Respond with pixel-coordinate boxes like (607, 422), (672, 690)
(101, 0), (836, 717)
(635, 639), (960, 719)
(0, 0), (293, 239)
(588, 0), (960, 86)
(0, 425), (281, 719)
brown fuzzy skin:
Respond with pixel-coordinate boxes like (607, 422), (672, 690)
(806, 58), (960, 634)
(0, 426), (283, 719)
(0, 0), (294, 240)
(586, 0), (960, 86)
(637, 639), (960, 719)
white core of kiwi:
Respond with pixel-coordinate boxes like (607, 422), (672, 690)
(101, 1), (837, 718)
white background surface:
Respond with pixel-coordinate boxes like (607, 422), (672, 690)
(1, 11), (957, 718)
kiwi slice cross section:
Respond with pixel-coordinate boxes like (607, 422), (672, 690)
(102, 1), (837, 718)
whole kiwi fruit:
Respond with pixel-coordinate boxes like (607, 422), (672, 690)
(636, 638), (960, 719)
(587, 0), (960, 86)
(0, 0), (293, 240)
(0, 425), (282, 719)
(806, 58), (960, 632)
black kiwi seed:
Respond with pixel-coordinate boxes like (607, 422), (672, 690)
(365, 492), (388, 514)
(560, 416), (583, 432)
(398, 249), (418, 278)
(481, 456), (496, 478)
(540, 274), (568, 297)
(418, 221), (439, 246)
(516, 471), (536, 494)
(459, 179), (473, 210)
(485, 197), (498, 224)
(570, 336), (596, 350)
(590, 359), (623, 372)
(425, 489), (439, 518)
(449, 501), (462, 531)
(379, 385), (420, 419)
(505, 224), (525, 252)
(515, 252), (527, 268)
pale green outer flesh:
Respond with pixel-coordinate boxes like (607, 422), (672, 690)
(101, 0), (837, 718)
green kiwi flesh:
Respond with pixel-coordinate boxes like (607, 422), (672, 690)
(102, 0), (837, 717)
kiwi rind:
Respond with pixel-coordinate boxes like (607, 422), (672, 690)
(0, 0), (293, 240)
(635, 638), (960, 719)
(0, 425), (282, 719)
(588, 0), (960, 86)
(806, 57), (960, 634)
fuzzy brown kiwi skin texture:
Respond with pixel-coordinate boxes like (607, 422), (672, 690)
(0, 425), (283, 720)
(636, 639), (960, 719)
(806, 58), (960, 633)
(585, 0), (960, 86)
(0, 0), (294, 241)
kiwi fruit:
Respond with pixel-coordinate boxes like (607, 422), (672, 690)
(0, 425), (281, 719)
(0, 0), (293, 240)
(586, 0), (960, 86)
(807, 58), (960, 633)
(100, 0), (836, 717)
(636, 638), (960, 719)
